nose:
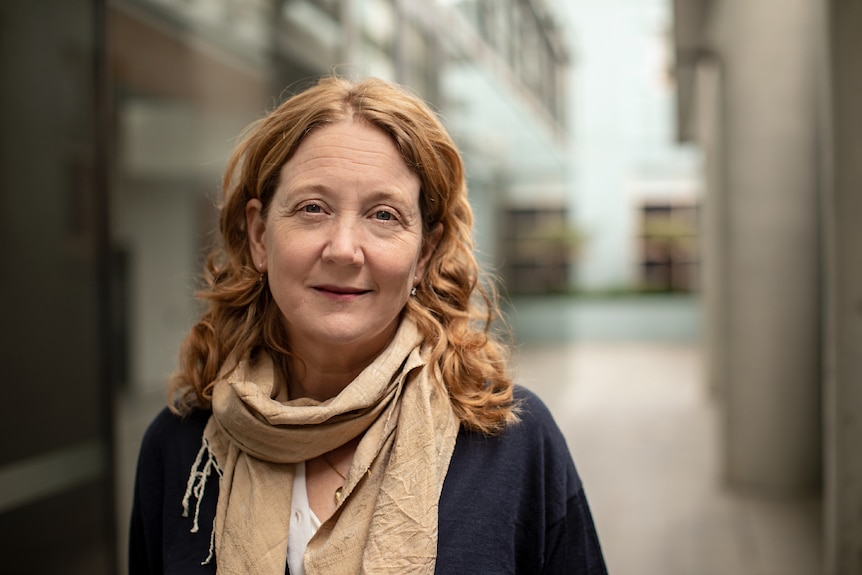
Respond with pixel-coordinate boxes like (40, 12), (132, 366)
(322, 219), (364, 266)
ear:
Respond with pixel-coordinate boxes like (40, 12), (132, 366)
(415, 223), (443, 285)
(246, 199), (267, 271)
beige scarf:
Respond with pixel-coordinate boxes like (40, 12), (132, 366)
(193, 318), (459, 574)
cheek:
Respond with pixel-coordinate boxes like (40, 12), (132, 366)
(370, 244), (422, 286)
(267, 228), (318, 266)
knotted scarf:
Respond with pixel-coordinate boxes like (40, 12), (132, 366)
(197, 318), (459, 574)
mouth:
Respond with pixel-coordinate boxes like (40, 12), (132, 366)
(313, 285), (371, 297)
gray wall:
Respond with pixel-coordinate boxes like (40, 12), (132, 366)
(823, 1), (862, 571)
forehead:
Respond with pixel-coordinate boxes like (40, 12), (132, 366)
(280, 120), (420, 193)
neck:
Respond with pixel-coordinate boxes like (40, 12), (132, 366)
(287, 359), (366, 402)
(284, 321), (401, 401)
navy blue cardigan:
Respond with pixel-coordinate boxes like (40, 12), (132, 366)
(129, 386), (608, 574)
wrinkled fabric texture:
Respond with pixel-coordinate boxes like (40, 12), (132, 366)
(130, 386), (609, 575)
(203, 318), (459, 575)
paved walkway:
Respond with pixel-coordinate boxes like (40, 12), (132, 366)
(513, 339), (821, 575)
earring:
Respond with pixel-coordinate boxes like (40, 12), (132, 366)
(410, 286), (417, 297)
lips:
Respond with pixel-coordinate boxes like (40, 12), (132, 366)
(313, 284), (371, 296)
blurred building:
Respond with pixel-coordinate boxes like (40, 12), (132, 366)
(557, 0), (703, 294)
(0, 0), (570, 572)
(673, 1), (862, 573)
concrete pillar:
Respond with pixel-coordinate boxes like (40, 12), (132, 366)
(694, 57), (726, 402)
(823, 1), (862, 571)
(708, 0), (822, 494)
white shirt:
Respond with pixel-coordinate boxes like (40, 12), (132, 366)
(288, 461), (322, 575)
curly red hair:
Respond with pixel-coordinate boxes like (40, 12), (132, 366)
(169, 75), (517, 434)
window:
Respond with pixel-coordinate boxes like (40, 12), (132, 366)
(638, 201), (699, 292)
(501, 206), (575, 294)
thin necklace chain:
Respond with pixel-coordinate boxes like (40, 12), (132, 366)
(320, 453), (347, 480)
(320, 453), (347, 505)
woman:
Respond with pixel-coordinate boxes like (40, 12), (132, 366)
(129, 76), (607, 575)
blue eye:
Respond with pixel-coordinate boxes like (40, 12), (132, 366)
(374, 210), (394, 221)
(302, 204), (322, 213)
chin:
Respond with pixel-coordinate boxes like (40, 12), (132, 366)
(307, 320), (397, 349)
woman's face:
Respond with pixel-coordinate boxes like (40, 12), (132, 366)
(247, 120), (440, 369)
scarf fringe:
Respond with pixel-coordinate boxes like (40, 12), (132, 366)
(182, 436), (223, 565)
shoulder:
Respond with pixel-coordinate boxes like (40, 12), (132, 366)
(437, 386), (607, 574)
(135, 407), (211, 479)
(141, 406), (211, 447)
(134, 404), (212, 499)
(134, 406), (213, 510)
(511, 385), (570, 441)
(446, 384), (581, 496)
(130, 407), (216, 575)
(454, 386), (579, 484)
